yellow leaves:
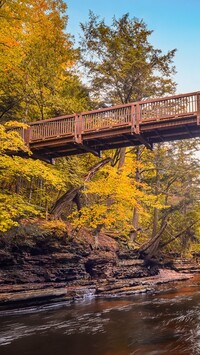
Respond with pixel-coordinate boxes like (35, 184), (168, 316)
(0, 192), (39, 232)
(1, 36), (19, 48)
(5, 121), (29, 129)
(0, 123), (30, 154)
(36, 0), (49, 11)
(70, 159), (164, 233)
(0, 1), (25, 69)
(71, 204), (108, 229)
(0, 0), (81, 122)
(0, 122), (64, 188)
(68, 150), (174, 236)
(0, 155), (65, 190)
(0, 152), (65, 231)
(84, 163), (146, 209)
(0, 121), (67, 232)
(40, 220), (67, 236)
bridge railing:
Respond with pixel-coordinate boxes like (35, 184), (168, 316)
(138, 92), (199, 122)
(30, 115), (76, 141)
(6, 126), (30, 145)
(11, 127), (24, 139)
(81, 104), (134, 132)
(13, 91), (199, 145)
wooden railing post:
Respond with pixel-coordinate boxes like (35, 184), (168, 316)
(197, 92), (200, 125)
(23, 127), (30, 147)
(135, 103), (141, 134)
(131, 104), (136, 134)
(75, 114), (82, 144)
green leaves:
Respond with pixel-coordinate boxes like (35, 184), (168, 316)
(80, 12), (176, 104)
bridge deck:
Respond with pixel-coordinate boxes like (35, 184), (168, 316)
(14, 91), (200, 162)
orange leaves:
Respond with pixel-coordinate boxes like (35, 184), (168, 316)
(2, 36), (19, 48)
(0, 0), (80, 121)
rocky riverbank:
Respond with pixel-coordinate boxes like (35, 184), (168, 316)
(0, 222), (199, 311)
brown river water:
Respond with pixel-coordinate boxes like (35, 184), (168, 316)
(0, 275), (200, 355)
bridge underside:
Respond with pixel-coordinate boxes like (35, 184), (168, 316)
(28, 115), (199, 162)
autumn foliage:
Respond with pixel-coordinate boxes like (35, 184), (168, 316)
(0, 2), (199, 257)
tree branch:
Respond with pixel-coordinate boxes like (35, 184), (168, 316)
(160, 222), (196, 248)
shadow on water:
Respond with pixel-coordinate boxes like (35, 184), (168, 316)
(0, 276), (200, 355)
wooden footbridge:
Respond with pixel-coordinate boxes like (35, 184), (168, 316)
(14, 91), (200, 163)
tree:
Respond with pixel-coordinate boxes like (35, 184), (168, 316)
(80, 12), (176, 105)
(50, 157), (112, 220)
(137, 140), (200, 257)
(0, 0), (89, 122)
(0, 122), (66, 231)
(68, 152), (164, 237)
(79, 12), (178, 245)
(0, 0), (91, 232)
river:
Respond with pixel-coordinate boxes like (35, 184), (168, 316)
(0, 275), (200, 355)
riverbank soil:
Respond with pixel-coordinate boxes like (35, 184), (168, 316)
(0, 223), (199, 310)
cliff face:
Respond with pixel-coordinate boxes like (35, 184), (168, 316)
(0, 224), (198, 310)
(0, 225), (154, 286)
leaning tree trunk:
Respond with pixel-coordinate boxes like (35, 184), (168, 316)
(130, 146), (141, 242)
(50, 157), (112, 219)
(118, 147), (126, 169)
(160, 222), (196, 249)
(138, 218), (168, 258)
(140, 145), (161, 257)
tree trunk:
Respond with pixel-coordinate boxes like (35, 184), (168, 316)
(140, 145), (161, 257)
(118, 147), (126, 169)
(130, 147), (141, 242)
(130, 206), (139, 242)
(50, 157), (112, 219)
(73, 193), (82, 212)
(151, 151), (159, 239)
(139, 219), (168, 258)
(160, 222), (196, 249)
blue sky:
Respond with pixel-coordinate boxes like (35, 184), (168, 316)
(65, 0), (200, 94)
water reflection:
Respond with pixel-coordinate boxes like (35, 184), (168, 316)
(0, 276), (200, 355)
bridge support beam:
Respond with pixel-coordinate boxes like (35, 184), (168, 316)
(31, 153), (55, 164)
(135, 134), (153, 150)
(74, 142), (102, 157)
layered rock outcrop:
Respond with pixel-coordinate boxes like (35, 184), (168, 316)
(0, 224), (199, 310)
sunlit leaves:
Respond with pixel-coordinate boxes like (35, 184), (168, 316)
(0, 123), (66, 231)
(0, 124), (29, 153)
(0, 193), (39, 232)
(70, 158), (164, 233)
(0, 0), (89, 122)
